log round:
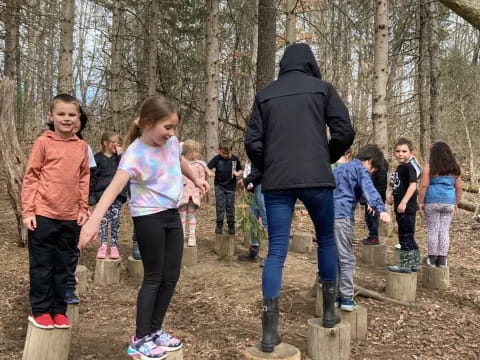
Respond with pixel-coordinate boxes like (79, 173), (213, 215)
(182, 246), (197, 267)
(166, 348), (184, 359)
(75, 265), (88, 296)
(338, 305), (367, 340)
(290, 232), (313, 254)
(127, 256), (144, 278)
(307, 318), (350, 360)
(361, 244), (386, 266)
(23, 323), (72, 360)
(422, 265), (449, 290)
(386, 271), (417, 302)
(214, 234), (235, 258)
(94, 258), (121, 285)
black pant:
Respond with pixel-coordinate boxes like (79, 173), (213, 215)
(215, 185), (236, 226)
(396, 212), (418, 251)
(133, 209), (183, 339)
(28, 216), (80, 315)
(66, 248), (80, 289)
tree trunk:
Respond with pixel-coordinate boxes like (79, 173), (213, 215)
(429, 0), (441, 142)
(58, 0), (74, 94)
(3, 0), (18, 79)
(459, 100), (476, 185)
(438, 0), (480, 30)
(147, 0), (160, 96)
(204, 0), (220, 161)
(110, 0), (125, 131)
(0, 78), (28, 247)
(372, 0), (389, 156)
(256, 0), (276, 92)
(285, 0), (296, 45)
(418, 0), (430, 159)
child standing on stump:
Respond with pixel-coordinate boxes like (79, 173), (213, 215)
(387, 138), (421, 273)
(333, 145), (390, 311)
(179, 139), (207, 247)
(417, 141), (462, 267)
(79, 96), (209, 359)
(90, 132), (128, 259)
(22, 94), (90, 329)
(208, 143), (242, 235)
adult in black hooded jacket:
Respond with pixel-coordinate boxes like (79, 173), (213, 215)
(245, 43), (354, 352)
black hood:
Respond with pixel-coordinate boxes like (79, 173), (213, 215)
(279, 43), (322, 79)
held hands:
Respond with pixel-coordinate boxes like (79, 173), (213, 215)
(246, 183), (254, 190)
(367, 205), (374, 214)
(78, 218), (99, 250)
(386, 192), (393, 205)
(22, 216), (37, 231)
(418, 203), (425, 214)
(77, 212), (88, 226)
(194, 178), (210, 195)
(379, 212), (391, 223)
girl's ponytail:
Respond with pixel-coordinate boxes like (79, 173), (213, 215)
(124, 122), (141, 150)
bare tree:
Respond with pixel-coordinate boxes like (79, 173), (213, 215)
(147, 0), (160, 96)
(418, 0), (430, 158)
(429, 0), (441, 142)
(3, 0), (19, 80)
(256, 0), (276, 92)
(110, 0), (125, 131)
(372, 0), (389, 156)
(58, 0), (74, 94)
(286, 0), (296, 45)
(438, 0), (480, 30)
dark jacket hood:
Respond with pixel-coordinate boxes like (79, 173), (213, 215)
(279, 43), (322, 79)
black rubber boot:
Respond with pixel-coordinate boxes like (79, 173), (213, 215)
(238, 246), (259, 261)
(261, 297), (281, 352)
(436, 256), (448, 268)
(227, 223), (235, 235)
(215, 223), (223, 234)
(321, 280), (340, 328)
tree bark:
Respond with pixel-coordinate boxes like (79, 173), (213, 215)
(0, 78), (28, 247)
(418, 0), (430, 159)
(256, 0), (276, 92)
(429, 1), (441, 142)
(438, 0), (480, 30)
(372, 0), (389, 156)
(147, 0), (160, 96)
(110, 0), (125, 131)
(3, 0), (18, 79)
(285, 0), (296, 45)
(204, 0), (220, 161)
(58, 0), (75, 94)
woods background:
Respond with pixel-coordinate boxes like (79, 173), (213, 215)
(0, 0), (479, 179)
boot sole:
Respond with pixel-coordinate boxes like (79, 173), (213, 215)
(261, 343), (275, 353)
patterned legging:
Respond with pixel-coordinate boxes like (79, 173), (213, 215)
(99, 201), (122, 246)
(424, 203), (455, 256)
(178, 199), (198, 239)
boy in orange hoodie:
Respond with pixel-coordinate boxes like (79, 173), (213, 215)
(22, 94), (90, 329)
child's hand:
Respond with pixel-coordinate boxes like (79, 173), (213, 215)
(396, 202), (406, 213)
(77, 212), (88, 226)
(23, 216), (37, 231)
(115, 145), (123, 155)
(194, 179), (210, 194)
(367, 205), (374, 214)
(300, 208), (309, 216)
(78, 219), (99, 250)
(418, 203), (425, 214)
(379, 212), (391, 223)
(246, 183), (254, 190)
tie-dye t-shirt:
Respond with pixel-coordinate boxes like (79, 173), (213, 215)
(118, 137), (183, 217)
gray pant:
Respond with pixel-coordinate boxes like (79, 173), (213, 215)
(334, 218), (355, 297)
(215, 185), (236, 226)
(424, 203), (455, 256)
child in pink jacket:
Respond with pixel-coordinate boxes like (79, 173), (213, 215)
(179, 140), (210, 246)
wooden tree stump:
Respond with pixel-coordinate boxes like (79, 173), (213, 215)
(127, 256), (143, 278)
(361, 244), (386, 266)
(75, 265), (88, 296)
(243, 233), (251, 248)
(214, 234), (235, 258)
(166, 348), (183, 359)
(386, 271), (417, 302)
(244, 343), (301, 360)
(422, 266), (449, 290)
(307, 318), (350, 360)
(182, 246), (197, 267)
(94, 258), (121, 285)
(338, 306), (367, 340)
(23, 324), (72, 360)
(290, 232), (313, 254)
(66, 304), (79, 328)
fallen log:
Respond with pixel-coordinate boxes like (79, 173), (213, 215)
(458, 201), (478, 214)
(463, 184), (480, 194)
(354, 285), (417, 307)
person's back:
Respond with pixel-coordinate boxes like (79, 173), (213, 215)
(246, 43), (354, 192)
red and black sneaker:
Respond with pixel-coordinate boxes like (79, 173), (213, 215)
(28, 313), (55, 329)
(52, 314), (71, 329)
(363, 237), (379, 245)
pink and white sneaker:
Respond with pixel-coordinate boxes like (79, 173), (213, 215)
(152, 329), (182, 351)
(109, 246), (120, 259)
(96, 244), (108, 259)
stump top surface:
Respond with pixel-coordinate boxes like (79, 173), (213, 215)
(96, 257), (122, 263)
(76, 264), (88, 271)
(307, 317), (349, 330)
(387, 270), (417, 277)
(245, 343), (300, 359)
(128, 256), (142, 262)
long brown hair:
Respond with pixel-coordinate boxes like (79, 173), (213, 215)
(124, 95), (178, 149)
(429, 141), (461, 177)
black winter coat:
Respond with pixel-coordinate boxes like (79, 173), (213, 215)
(90, 153), (128, 205)
(245, 43), (355, 192)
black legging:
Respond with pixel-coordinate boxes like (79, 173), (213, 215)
(133, 209), (183, 339)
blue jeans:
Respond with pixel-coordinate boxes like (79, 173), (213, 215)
(262, 188), (337, 298)
(250, 185), (268, 246)
(364, 206), (379, 239)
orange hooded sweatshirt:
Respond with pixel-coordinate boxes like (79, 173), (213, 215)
(22, 130), (90, 221)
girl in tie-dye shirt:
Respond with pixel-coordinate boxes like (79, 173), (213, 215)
(79, 96), (209, 359)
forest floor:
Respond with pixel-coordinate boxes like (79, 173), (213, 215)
(0, 172), (479, 360)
